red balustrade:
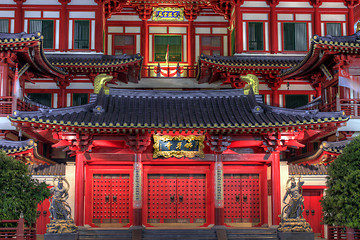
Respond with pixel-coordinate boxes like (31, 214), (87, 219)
(0, 97), (38, 117)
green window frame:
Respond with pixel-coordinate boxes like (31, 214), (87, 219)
(74, 20), (89, 49)
(73, 93), (88, 106)
(154, 35), (182, 62)
(285, 94), (309, 109)
(326, 23), (341, 36)
(0, 19), (9, 33)
(283, 23), (307, 51)
(27, 93), (52, 107)
(231, 30), (235, 55)
(248, 22), (264, 51)
(29, 20), (54, 49)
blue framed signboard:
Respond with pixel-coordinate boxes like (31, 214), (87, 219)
(152, 7), (184, 21)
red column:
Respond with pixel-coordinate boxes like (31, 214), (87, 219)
(313, 5), (321, 35)
(234, 1), (243, 53)
(0, 63), (8, 97)
(271, 151), (281, 225)
(188, 20), (195, 76)
(75, 152), (85, 226)
(269, 2), (279, 53)
(95, 0), (105, 52)
(348, 5), (355, 35)
(214, 154), (224, 226)
(133, 153), (143, 226)
(58, 0), (70, 52)
(14, 0), (25, 33)
(271, 89), (279, 107)
(141, 19), (148, 66)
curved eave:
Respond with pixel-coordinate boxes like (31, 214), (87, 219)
(280, 35), (360, 79)
(9, 116), (349, 134)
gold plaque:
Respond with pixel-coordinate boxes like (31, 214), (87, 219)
(153, 135), (205, 158)
(152, 7), (184, 21)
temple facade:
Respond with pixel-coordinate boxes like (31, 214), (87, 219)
(0, 0), (360, 239)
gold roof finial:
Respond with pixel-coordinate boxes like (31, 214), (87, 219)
(93, 74), (113, 95)
(240, 74), (259, 95)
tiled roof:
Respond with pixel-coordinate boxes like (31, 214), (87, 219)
(28, 163), (66, 176)
(289, 164), (328, 175)
(321, 140), (350, 154)
(198, 54), (303, 68)
(10, 88), (348, 132)
(46, 53), (143, 68)
(0, 139), (35, 154)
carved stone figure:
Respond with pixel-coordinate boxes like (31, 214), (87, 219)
(278, 176), (312, 233)
(282, 176), (304, 219)
(46, 177), (77, 234)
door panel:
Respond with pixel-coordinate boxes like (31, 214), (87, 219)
(92, 174), (130, 226)
(303, 189), (323, 237)
(147, 174), (206, 224)
(224, 174), (260, 226)
(36, 197), (51, 234)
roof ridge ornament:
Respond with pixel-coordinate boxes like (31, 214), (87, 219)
(93, 73), (113, 95)
(240, 74), (259, 95)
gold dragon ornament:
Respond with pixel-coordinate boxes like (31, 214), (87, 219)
(240, 74), (259, 95)
(93, 73), (114, 95)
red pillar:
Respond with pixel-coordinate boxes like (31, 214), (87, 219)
(141, 19), (149, 66)
(0, 63), (8, 97)
(58, 0), (70, 52)
(95, 0), (105, 52)
(271, 89), (279, 107)
(348, 5), (355, 35)
(133, 153), (143, 226)
(312, 2), (321, 35)
(234, 1), (243, 53)
(75, 152), (85, 226)
(271, 151), (281, 225)
(268, 1), (279, 53)
(188, 20), (195, 76)
(14, 0), (25, 33)
(214, 155), (224, 226)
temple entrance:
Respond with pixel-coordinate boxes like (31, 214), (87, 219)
(92, 174), (130, 227)
(224, 174), (260, 227)
(303, 189), (324, 237)
(147, 174), (206, 226)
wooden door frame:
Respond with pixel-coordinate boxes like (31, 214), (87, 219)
(143, 164), (211, 227)
(302, 186), (326, 238)
(223, 164), (268, 226)
(85, 165), (133, 227)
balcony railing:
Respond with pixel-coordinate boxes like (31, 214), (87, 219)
(320, 98), (360, 119)
(0, 97), (39, 117)
(142, 64), (197, 78)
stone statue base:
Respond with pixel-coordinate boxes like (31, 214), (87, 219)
(44, 233), (78, 240)
(46, 219), (78, 234)
(278, 218), (312, 232)
(278, 232), (314, 240)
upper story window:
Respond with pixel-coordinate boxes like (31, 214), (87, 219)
(74, 20), (89, 49)
(326, 23), (341, 36)
(29, 20), (54, 49)
(201, 36), (221, 56)
(114, 35), (135, 55)
(283, 23), (307, 51)
(154, 35), (182, 62)
(73, 93), (88, 106)
(0, 19), (9, 33)
(285, 94), (309, 109)
(248, 22), (264, 51)
(27, 93), (52, 108)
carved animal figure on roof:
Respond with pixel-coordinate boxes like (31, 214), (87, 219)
(241, 74), (259, 95)
(94, 73), (113, 95)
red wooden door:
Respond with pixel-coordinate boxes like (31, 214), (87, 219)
(147, 174), (206, 224)
(92, 174), (130, 226)
(303, 189), (323, 237)
(224, 174), (260, 226)
(36, 198), (51, 234)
